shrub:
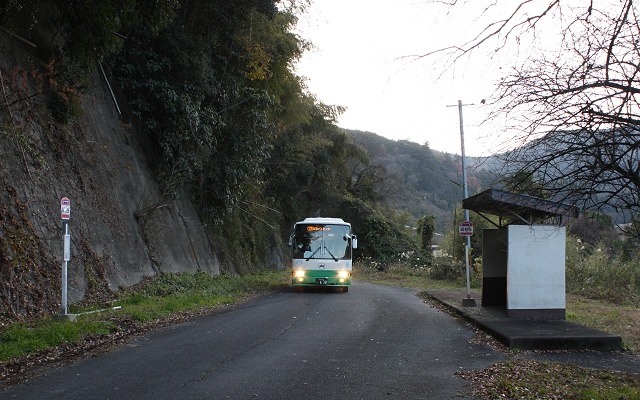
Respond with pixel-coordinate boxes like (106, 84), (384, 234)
(566, 237), (640, 306)
(49, 90), (82, 124)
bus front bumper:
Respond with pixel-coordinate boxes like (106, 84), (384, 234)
(291, 269), (352, 287)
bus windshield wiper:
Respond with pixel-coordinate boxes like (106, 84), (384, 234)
(324, 247), (338, 261)
(306, 247), (321, 261)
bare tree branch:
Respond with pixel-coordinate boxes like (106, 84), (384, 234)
(424, 1), (640, 234)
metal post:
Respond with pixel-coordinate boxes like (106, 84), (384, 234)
(455, 100), (476, 307)
(62, 221), (70, 315)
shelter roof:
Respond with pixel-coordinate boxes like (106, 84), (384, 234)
(462, 189), (580, 227)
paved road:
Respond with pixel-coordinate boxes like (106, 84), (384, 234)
(2, 281), (505, 399)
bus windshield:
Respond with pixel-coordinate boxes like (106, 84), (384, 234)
(292, 224), (351, 260)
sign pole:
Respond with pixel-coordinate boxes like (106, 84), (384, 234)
(59, 197), (75, 321)
(62, 221), (69, 315)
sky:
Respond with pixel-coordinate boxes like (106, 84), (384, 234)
(293, 1), (511, 156)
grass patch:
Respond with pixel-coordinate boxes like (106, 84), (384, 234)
(355, 259), (473, 290)
(114, 270), (289, 322)
(0, 270), (290, 364)
(0, 319), (113, 361)
(459, 359), (640, 400)
(567, 294), (640, 352)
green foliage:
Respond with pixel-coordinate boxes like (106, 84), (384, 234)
(0, 270), (289, 362)
(417, 214), (436, 251)
(0, 1), (39, 31)
(3, 0), (181, 80)
(461, 360), (640, 400)
(357, 257), (480, 291)
(2, 1), (183, 124)
(110, 270), (290, 322)
(501, 170), (546, 198)
(337, 197), (418, 261)
(263, 119), (322, 222)
(113, 1), (308, 216)
(55, 0), (180, 74)
(579, 386), (640, 400)
(118, 291), (235, 322)
(565, 236), (640, 306)
(568, 211), (619, 246)
(121, 271), (288, 301)
(441, 207), (495, 261)
(202, 201), (283, 275)
(48, 90), (82, 124)
(0, 319), (112, 361)
(428, 259), (464, 281)
(264, 107), (372, 227)
(346, 130), (492, 233)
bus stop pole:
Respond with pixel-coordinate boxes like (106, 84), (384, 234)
(62, 221), (70, 315)
(58, 197), (76, 321)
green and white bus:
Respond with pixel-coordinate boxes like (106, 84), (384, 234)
(289, 217), (357, 291)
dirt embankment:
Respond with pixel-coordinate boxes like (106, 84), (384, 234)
(0, 31), (221, 321)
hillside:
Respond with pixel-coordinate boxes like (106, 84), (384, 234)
(0, 32), (282, 320)
(346, 130), (494, 231)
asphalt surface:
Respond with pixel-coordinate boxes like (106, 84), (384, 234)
(2, 282), (505, 400)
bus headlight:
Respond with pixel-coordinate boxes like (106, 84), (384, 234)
(294, 270), (305, 278)
(338, 270), (349, 279)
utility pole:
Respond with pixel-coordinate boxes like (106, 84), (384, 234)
(448, 100), (477, 307)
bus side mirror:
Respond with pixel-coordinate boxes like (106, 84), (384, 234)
(288, 233), (294, 247)
(352, 235), (358, 249)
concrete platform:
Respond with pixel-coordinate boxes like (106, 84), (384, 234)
(425, 289), (623, 351)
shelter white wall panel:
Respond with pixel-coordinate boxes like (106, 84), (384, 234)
(507, 225), (566, 310)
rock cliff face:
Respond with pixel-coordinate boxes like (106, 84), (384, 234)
(0, 33), (223, 320)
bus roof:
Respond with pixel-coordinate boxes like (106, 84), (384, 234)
(297, 217), (349, 226)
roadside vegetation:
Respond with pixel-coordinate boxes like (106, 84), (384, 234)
(457, 359), (640, 400)
(0, 270), (289, 369)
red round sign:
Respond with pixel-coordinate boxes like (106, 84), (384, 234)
(60, 197), (71, 220)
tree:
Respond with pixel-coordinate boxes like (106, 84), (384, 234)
(501, 170), (546, 198)
(336, 197), (418, 260)
(567, 211), (619, 246)
(113, 0), (305, 216)
(417, 214), (436, 252)
(428, 1), (640, 236)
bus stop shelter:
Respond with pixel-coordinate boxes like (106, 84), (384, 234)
(462, 189), (579, 320)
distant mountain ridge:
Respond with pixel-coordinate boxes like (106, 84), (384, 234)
(345, 129), (495, 231)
